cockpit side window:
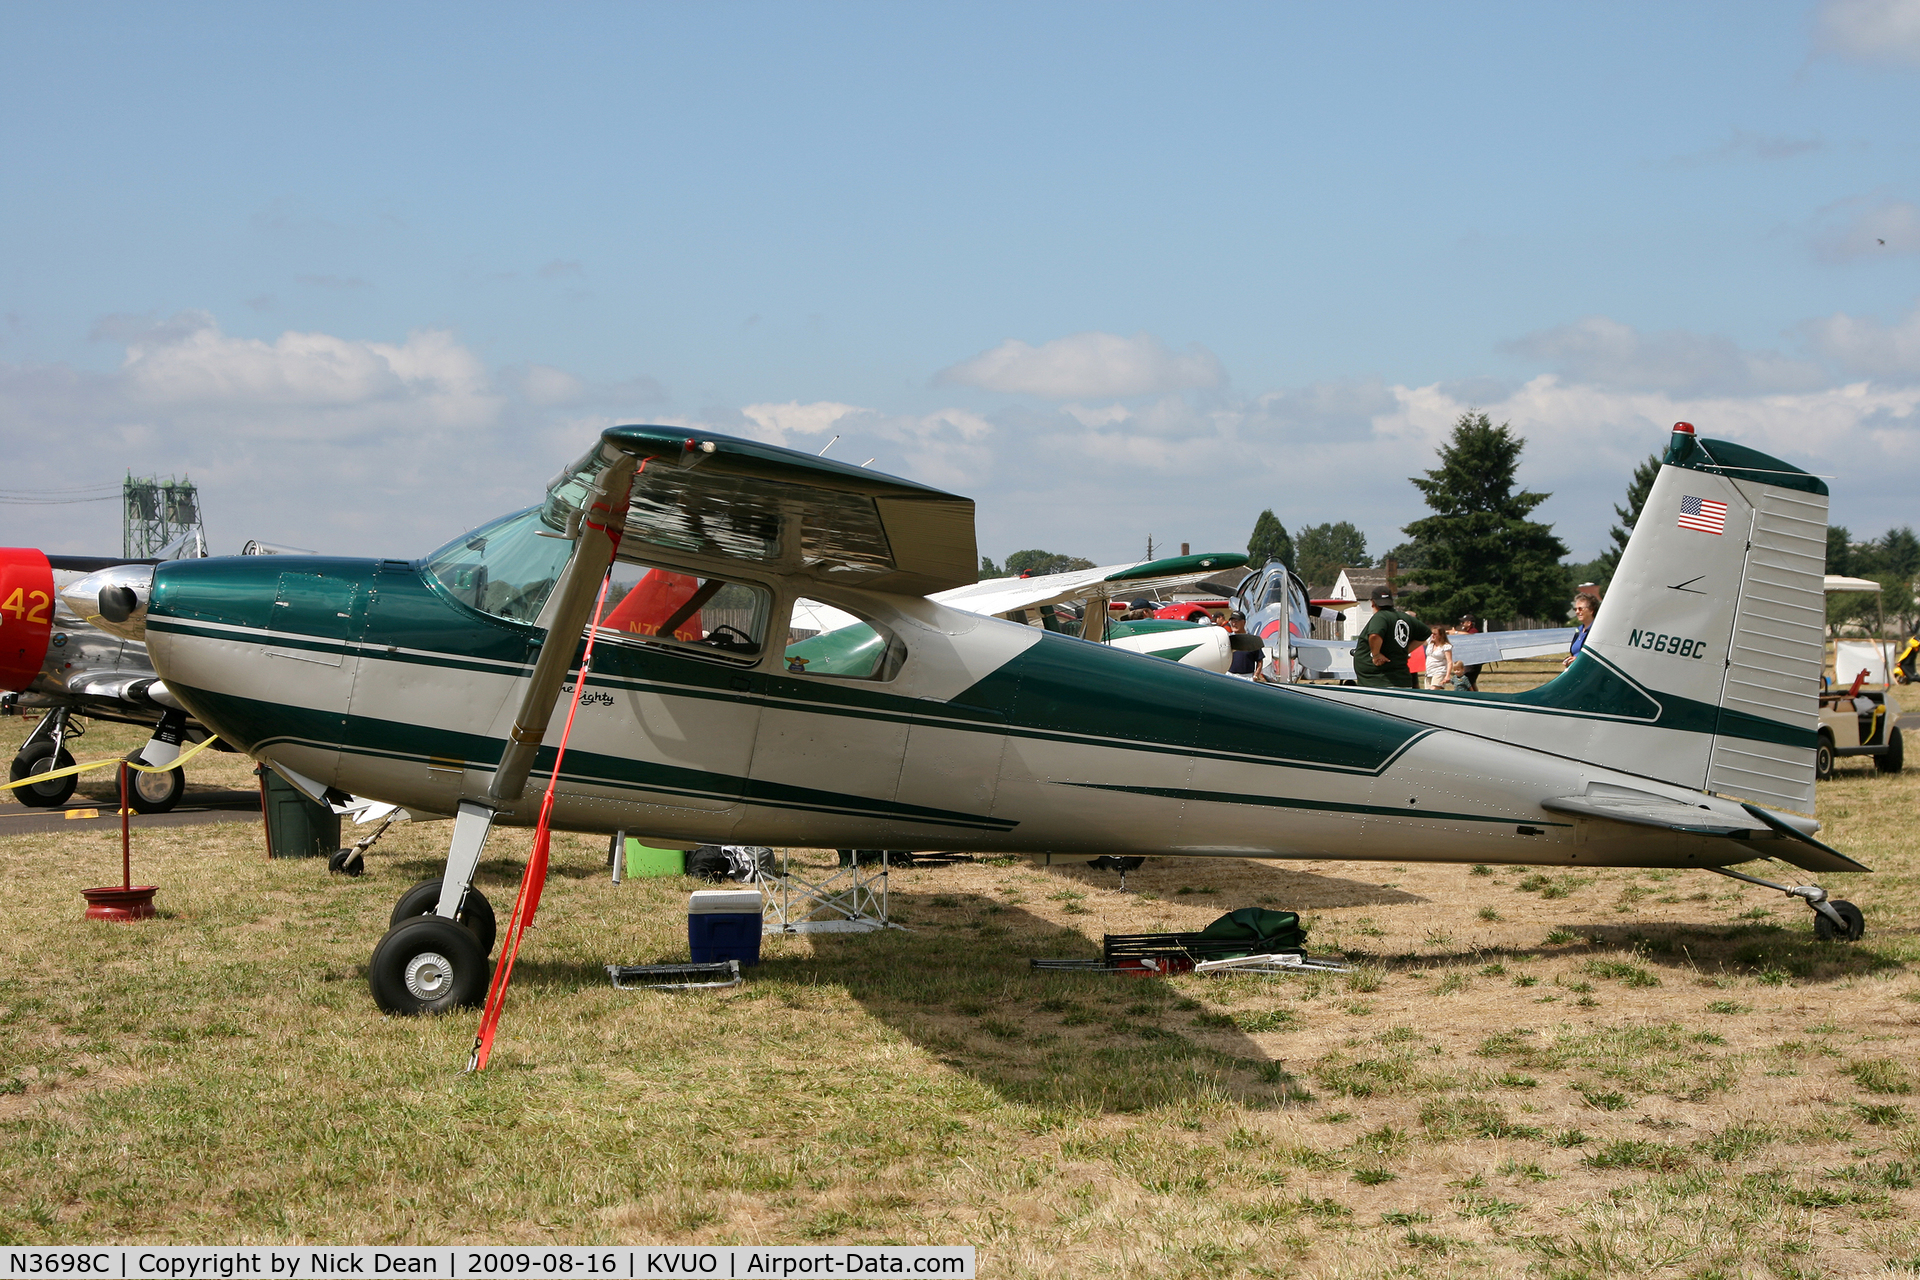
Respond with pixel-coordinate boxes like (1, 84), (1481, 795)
(593, 562), (771, 662)
(1261, 572), (1291, 609)
(784, 599), (907, 681)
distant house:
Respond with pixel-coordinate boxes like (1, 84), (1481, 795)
(1327, 567), (1383, 641)
(1326, 564), (1421, 641)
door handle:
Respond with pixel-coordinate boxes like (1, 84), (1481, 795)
(730, 675), (752, 692)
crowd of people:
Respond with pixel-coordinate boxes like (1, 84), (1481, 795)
(1132, 585), (1599, 691)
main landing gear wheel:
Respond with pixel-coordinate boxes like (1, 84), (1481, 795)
(369, 916), (491, 1016)
(126, 762), (186, 814)
(9, 741), (78, 809)
(1814, 900), (1866, 942)
(390, 879), (497, 955)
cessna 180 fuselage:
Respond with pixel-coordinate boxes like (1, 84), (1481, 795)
(68, 422), (1866, 1014)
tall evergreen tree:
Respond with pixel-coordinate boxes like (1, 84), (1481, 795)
(1246, 509), (1294, 570)
(979, 555), (1005, 579)
(1295, 522), (1371, 592)
(1401, 411), (1569, 623)
(1594, 453), (1661, 583)
(1825, 526), (1853, 577)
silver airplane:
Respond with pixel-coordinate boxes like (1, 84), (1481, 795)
(3, 534), (215, 811)
(68, 421), (1865, 1015)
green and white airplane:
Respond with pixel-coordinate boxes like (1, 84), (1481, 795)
(67, 420), (1865, 1015)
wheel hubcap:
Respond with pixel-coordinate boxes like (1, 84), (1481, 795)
(404, 951), (454, 999)
(135, 771), (173, 802)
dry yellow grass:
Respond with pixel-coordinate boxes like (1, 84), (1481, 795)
(1, 685), (1916, 1277)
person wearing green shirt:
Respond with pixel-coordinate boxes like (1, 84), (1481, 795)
(1352, 587), (1430, 689)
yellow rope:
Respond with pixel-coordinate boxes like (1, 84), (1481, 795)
(2, 733), (225, 792)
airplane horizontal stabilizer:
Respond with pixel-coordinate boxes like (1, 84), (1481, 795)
(1738, 802), (1872, 874)
(1538, 793), (1770, 836)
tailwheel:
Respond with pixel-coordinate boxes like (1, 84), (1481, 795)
(1813, 899), (1865, 942)
(390, 879), (497, 954)
(127, 761), (186, 814)
(369, 916), (491, 1016)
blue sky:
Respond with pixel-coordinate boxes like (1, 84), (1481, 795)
(3, 1), (1918, 566)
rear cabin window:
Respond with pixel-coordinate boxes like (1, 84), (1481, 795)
(784, 599), (906, 681)
(592, 563), (771, 662)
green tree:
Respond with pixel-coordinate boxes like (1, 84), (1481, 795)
(1247, 509), (1294, 571)
(1383, 539), (1433, 572)
(1004, 549), (1095, 577)
(1594, 453), (1660, 585)
(979, 555), (1005, 579)
(1295, 521), (1371, 591)
(1401, 411), (1569, 624)
(1825, 525), (1854, 577)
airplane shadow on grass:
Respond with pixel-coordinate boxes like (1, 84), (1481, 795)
(790, 887), (1326, 1116)
(1389, 918), (1907, 986)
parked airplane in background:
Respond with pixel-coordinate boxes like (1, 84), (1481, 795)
(1232, 562), (1356, 681)
(2, 532), (215, 811)
(929, 553), (1259, 672)
(70, 421), (1863, 1015)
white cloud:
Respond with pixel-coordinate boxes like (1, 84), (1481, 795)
(936, 331), (1226, 399)
(739, 400), (868, 446)
(1802, 303), (1920, 378)
(519, 364), (585, 406)
(1805, 194), (1920, 263)
(1500, 315), (1825, 396)
(1816, 0), (1920, 67)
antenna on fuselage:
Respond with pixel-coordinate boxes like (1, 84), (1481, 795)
(818, 435), (840, 456)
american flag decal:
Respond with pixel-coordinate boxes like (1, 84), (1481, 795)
(1677, 494), (1728, 535)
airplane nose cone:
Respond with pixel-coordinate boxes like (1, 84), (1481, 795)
(63, 564), (155, 639)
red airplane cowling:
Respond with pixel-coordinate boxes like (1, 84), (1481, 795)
(0, 547), (55, 692)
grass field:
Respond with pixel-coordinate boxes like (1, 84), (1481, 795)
(1, 675), (1916, 1277)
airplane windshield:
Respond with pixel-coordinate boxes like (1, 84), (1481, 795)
(423, 507), (574, 623)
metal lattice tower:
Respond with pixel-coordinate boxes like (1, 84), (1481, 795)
(123, 475), (204, 559)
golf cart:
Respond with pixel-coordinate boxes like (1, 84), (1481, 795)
(1819, 575), (1905, 780)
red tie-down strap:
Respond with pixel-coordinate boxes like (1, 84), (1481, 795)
(468, 457), (648, 1072)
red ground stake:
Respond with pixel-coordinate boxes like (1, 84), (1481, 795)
(82, 760), (156, 921)
(468, 572), (615, 1072)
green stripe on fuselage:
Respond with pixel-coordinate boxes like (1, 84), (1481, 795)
(1059, 780), (1570, 827)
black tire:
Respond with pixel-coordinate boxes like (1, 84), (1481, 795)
(127, 762), (186, 814)
(1815, 732), (1835, 781)
(9, 741), (77, 808)
(1874, 727), (1902, 774)
(1814, 900), (1866, 942)
(328, 846), (366, 877)
(368, 916), (491, 1016)
(390, 879), (497, 955)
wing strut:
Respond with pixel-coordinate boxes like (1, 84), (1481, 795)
(487, 449), (638, 806)
(469, 572), (616, 1072)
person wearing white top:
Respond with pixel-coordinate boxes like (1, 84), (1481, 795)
(1425, 625), (1462, 691)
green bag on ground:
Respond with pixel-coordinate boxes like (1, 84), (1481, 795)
(1195, 907), (1307, 957)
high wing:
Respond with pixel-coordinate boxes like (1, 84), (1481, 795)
(931, 552), (1247, 618)
(1449, 627), (1578, 666)
(548, 424), (978, 595)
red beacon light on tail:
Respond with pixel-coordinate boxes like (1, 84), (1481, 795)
(1673, 421), (1695, 435)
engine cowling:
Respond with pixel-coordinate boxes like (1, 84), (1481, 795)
(0, 547), (56, 692)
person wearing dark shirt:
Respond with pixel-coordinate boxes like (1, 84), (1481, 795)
(1564, 592), (1599, 669)
(1225, 611), (1261, 679)
(1352, 587), (1430, 689)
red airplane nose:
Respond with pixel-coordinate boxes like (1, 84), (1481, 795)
(0, 547), (56, 692)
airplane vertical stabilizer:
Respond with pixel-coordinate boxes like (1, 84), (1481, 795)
(1526, 423), (1827, 809)
(1297, 423), (1827, 812)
